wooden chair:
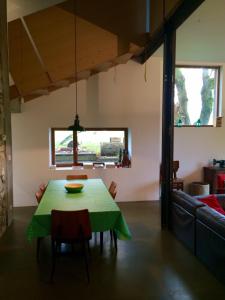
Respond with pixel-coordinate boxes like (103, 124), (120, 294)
(35, 185), (47, 261)
(111, 190), (117, 199)
(160, 161), (184, 190)
(66, 175), (88, 180)
(172, 161), (179, 179)
(100, 181), (118, 253)
(109, 181), (117, 197)
(35, 190), (43, 204)
(172, 160), (184, 190)
(39, 183), (47, 193)
(50, 209), (92, 283)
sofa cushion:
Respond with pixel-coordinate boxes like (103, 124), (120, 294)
(196, 206), (225, 238)
(196, 194), (225, 210)
(197, 194), (225, 215)
(172, 190), (205, 215)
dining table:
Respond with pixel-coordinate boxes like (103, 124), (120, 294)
(27, 179), (131, 244)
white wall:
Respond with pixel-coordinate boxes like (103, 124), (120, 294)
(12, 58), (163, 207)
(174, 63), (225, 192)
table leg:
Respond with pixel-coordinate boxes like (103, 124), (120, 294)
(113, 230), (117, 251)
(36, 237), (42, 263)
(100, 232), (103, 254)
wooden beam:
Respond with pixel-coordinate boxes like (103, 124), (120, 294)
(93, 62), (114, 73)
(161, 28), (176, 228)
(150, 0), (181, 34)
(137, 0), (205, 63)
(113, 53), (133, 65)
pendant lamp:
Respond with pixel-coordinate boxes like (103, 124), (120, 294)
(68, 0), (85, 132)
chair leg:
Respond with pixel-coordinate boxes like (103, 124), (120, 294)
(82, 242), (90, 283)
(36, 237), (42, 263)
(87, 240), (91, 255)
(50, 240), (56, 282)
(112, 230), (117, 251)
(110, 229), (113, 240)
(100, 232), (103, 254)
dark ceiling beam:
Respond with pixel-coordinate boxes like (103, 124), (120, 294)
(136, 0), (205, 64)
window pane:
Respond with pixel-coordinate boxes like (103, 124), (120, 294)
(77, 131), (125, 163)
(174, 67), (218, 126)
(54, 130), (73, 165)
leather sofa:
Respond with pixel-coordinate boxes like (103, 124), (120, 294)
(170, 190), (225, 284)
(170, 190), (204, 253)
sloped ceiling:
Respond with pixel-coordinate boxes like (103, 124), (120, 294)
(8, 0), (186, 102)
(8, 1), (146, 102)
(9, 7), (119, 100)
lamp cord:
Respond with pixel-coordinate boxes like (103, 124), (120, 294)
(74, 0), (78, 116)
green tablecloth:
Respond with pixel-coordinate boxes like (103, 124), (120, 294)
(27, 179), (131, 241)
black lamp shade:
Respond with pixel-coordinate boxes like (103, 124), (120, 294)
(68, 114), (85, 131)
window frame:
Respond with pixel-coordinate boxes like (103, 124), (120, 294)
(174, 65), (221, 127)
(51, 127), (129, 167)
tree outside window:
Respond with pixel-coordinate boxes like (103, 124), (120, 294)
(174, 66), (220, 126)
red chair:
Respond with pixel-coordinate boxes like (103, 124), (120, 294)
(109, 181), (117, 197)
(39, 183), (47, 193)
(36, 183), (47, 205)
(50, 209), (92, 283)
(111, 190), (117, 200)
(35, 186), (47, 261)
(66, 175), (88, 180)
(100, 181), (118, 253)
(35, 191), (43, 204)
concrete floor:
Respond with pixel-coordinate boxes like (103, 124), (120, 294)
(0, 202), (225, 300)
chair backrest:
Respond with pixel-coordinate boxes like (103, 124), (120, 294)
(51, 209), (92, 241)
(160, 161), (180, 182)
(109, 181), (117, 197)
(35, 190), (43, 204)
(111, 190), (117, 199)
(39, 183), (47, 193)
(66, 175), (88, 180)
(173, 161), (180, 179)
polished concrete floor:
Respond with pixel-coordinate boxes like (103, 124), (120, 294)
(0, 202), (225, 300)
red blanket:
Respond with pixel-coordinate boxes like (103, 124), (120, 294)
(217, 174), (225, 193)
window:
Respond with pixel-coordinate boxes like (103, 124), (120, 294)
(51, 128), (129, 167)
(174, 66), (221, 126)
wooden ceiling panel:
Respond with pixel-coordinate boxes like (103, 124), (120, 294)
(8, 19), (51, 96)
(58, 0), (148, 47)
(24, 6), (118, 82)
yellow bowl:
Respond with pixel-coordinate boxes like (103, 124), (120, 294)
(64, 183), (84, 193)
